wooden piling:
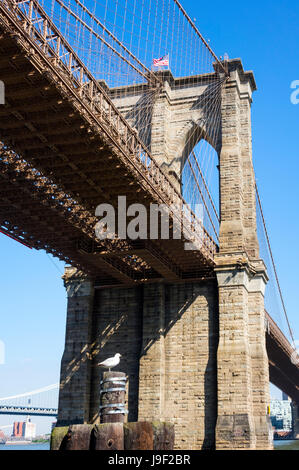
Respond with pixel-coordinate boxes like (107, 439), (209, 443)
(124, 422), (154, 450)
(153, 422), (175, 450)
(92, 423), (124, 450)
(51, 421), (174, 450)
(62, 424), (92, 450)
(100, 371), (127, 423)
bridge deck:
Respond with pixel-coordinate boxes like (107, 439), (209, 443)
(0, 405), (57, 417)
(0, 0), (217, 286)
(266, 312), (299, 401)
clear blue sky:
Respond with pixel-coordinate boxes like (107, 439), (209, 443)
(1, 0), (298, 433)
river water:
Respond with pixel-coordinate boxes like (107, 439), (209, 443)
(0, 441), (298, 450)
(273, 440), (299, 450)
(0, 442), (50, 450)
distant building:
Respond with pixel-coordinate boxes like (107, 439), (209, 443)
(0, 430), (6, 444)
(23, 420), (36, 439)
(270, 399), (292, 431)
(12, 419), (36, 439)
(12, 421), (23, 437)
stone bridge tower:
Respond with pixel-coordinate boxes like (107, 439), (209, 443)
(56, 59), (272, 450)
(214, 59), (271, 449)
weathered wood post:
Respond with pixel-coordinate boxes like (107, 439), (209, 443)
(92, 423), (124, 450)
(62, 424), (92, 450)
(90, 371), (127, 450)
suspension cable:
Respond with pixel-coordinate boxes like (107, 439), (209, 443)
(171, 0), (227, 75)
(0, 383), (58, 401)
(255, 183), (295, 347)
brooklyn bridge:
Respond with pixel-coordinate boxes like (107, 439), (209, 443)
(0, 0), (298, 450)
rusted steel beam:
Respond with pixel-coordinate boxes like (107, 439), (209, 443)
(0, 52), (25, 67)
(5, 133), (88, 147)
(0, 150), (144, 280)
(81, 239), (182, 281)
(0, 96), (65, 114)
(4, 126), (84, 139)
(0, 203), (156, 286)
(0, 110), (80, 126)
(0, 67), (36, 83)
(5, 84), (55, 100)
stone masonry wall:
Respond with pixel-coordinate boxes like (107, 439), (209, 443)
(57, 278), (219, 449)
(57, 269), (94, 425)
(138, 281), (219, 450)
(89, 286), (143, 424)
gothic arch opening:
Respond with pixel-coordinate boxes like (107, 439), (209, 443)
(178, 123), (218, 174)
(181, 139), (220, 244)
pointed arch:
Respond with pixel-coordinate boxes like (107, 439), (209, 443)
(182, 139), (220, 243)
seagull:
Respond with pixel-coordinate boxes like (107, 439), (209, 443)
(98, 353), (122, 371)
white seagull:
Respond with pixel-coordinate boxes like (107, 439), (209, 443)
(98, 353), (122, 371)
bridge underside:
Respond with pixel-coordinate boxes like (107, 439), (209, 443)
(266, 318), (299, 402)
(0, 406), (57, 417)
(0, 20), (216, 287)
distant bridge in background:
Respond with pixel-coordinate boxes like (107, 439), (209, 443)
(0, 384), (58, 417)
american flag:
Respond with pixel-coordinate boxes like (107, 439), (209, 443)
(153, 55), (169, 67)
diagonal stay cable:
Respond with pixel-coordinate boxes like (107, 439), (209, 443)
(186, 157), (219, 242)
(191, 150), (219, 222)
(56, 0), (162, 86)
